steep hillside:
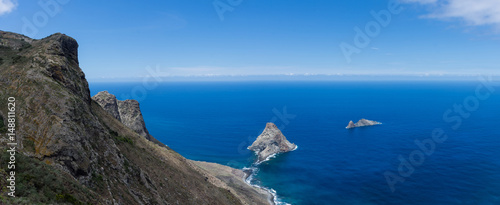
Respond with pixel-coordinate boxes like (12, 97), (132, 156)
(0, 31), (250, 204)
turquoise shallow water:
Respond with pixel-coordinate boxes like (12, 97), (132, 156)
(90, 81), (500, 205)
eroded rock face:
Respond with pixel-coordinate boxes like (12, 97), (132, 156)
(346, 119), (382, 129)
(117, 100), (151, 140)
(248, 123), (297, 162)
(92, 91), (121, 121)
(92, 91), (162, 144)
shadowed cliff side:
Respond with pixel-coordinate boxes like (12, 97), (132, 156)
(0, 31), (249, 204)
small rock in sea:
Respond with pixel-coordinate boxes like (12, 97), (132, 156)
(346, 119), (382, 129)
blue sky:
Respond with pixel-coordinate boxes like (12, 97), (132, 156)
(1, 0), (499, 80)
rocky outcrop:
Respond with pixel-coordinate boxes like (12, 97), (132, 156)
(92, 91), (163, 145)
(248, 123), (297, 163)
(116, 100), (150, 140)
(346, 119), (382, 129)
(0, 31), (249, 204)
(92, 91), (121, 121)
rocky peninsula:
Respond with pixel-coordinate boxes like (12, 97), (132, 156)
(248, 123), (297, 163)
(346, 119), (382, 129)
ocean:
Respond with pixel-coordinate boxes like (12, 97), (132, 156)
(90, 80), (500, 205)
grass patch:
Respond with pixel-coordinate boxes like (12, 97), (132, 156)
(123, 158), (130, 170)
(91, 172), (105, 190)
(18, 43), (32, 52)
(23, 139), (35, 153)
(92, 173), (103, 182)
(56, 193), (81, 204)
(109, 129), (118, 137)
(115, 136), (134, 145)
(12, 55), (27, 64)
(0, 115), (6, 133)
(108, 128), (134, 146)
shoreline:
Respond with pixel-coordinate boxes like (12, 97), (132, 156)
(189, 160), (275, 205)
(246, 146), (299, 204)
(242, 167), (276, 205)
(242, 167), (277, 205)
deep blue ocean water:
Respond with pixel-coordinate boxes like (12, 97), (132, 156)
(90, 81), (500, 205)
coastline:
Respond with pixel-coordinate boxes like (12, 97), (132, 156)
(189, 160), (275, 205)
(246, 146), (299, 204)
(243, 167), (287, 205)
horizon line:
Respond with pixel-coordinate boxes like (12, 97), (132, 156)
(87, 74), (500, 83)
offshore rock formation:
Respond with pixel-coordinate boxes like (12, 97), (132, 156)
(92, 91), (162, 145)
(0, 30), (260, 204)
(248, 123), (297, 162)
(346, 119), (382, 129)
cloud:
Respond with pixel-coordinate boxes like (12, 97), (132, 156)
(0, 0), (17, 15)
(403, 0), (500, 28)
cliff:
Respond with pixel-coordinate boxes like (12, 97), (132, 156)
(0, 31), (263, 204)
(248, 123), (296, 163)
(92, 91), (163, 146)
(346, 119), (382, 129)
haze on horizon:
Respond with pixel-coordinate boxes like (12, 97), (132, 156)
(1, 0), (499, 81)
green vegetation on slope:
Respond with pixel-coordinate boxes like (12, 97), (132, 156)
(0, 152), (98, 204)
(109, 129), (135, 146)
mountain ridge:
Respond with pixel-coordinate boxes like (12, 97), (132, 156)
(0, 31), (267, 204)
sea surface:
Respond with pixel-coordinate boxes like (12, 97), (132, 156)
(90, 81), (500, 205)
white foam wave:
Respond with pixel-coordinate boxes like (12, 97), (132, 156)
(245, 145), (298, 204)
(242, 166), (258, 184)
(254, 153), (278, 165)
(242, 166), (291, 205)
(254, 145), (298, 165)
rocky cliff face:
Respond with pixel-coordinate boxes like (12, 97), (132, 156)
(92, 91), (163, 145)
(92, 91), (122, 121)
(1, 31), (97, 180)
(346, 119), (382, 129)
(0, 31), (251, 204)
(116, 100), (152, 141)
(248, 123), (297, 162)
